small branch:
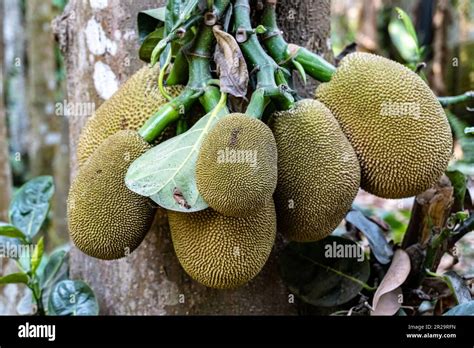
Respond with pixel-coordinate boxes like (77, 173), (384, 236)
(234, 0), (294, 111)
(261, 1), (336, 82)
(139, 0), (230, 142)
(438, 91), (474, 108)
(448, 212), (474, 248)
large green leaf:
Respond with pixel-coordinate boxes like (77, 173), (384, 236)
(0, 222), (27, 242)
(444, 301), (474, 316)
(9, 176), (54, 240)
(346, 210), (393, 264)
(48, 280), (98, 316)
(139, 27), (165, 63)
(0, 272), (29, 285)
(279, 236), (370, 307)
(126, 108), (228, 213)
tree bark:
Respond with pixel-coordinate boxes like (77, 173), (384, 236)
(56, 0), (331, 315)
(26, 0), (69, 247)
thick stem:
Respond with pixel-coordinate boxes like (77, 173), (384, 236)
(234, 0), (294, 110)
(245, 88), (267, 118)
(438, 91), (474, 107)
(261, 2), (336, 82)
(139, 0), (230, 142)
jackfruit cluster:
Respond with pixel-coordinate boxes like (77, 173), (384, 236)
(196, 114), (278, 217)
(270, 99), (361, 241)
(68, 130), (154, 260)
(77, 65), (183, 167)
(316, 52), (453, 198)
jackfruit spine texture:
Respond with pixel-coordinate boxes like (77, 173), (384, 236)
(316, 52), (453, 199)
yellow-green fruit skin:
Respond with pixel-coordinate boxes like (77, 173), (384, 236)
(271, 99), (360, 242)
(77, 65), (183, 167)
(196, 114), (278, 217)
(68, 130), (154, 260)
(316, 52), (453, 198)
(168, 201), (276, 289)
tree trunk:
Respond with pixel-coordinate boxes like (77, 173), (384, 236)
(55, 0), (332, 315)
(0, 0), (23, 316)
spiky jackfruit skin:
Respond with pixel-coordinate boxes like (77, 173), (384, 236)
(168, 201), (276, 289)
(77, 65), (183, 167)
(196, 114), (278, 217)
(316, 52), (453, 198)
(68, 130), (154, 260)
(270, 99), (360, 242)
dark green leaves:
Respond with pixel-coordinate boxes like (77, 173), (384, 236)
(279, 236), (370, 307)
(48, 280), (99, 316)
(346, 210), (393, 264)
(446, 170), (467, 212)
(9, 176), (54, 240)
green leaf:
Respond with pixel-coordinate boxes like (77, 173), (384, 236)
(9, 176), (54, 240)
(388, 18), (420, 64)
(446, 170), (467, 212)
(139, 27), (165, 63)
(0, 222), (27, 242)
(346, 210), (393, 264)
(30, 237), (44, 275)
(137, 8), (166, 43)
(444, 301), (474, 315)
(126, 107), (228, 213)
(394, 7), (419, 48)
(279, 236), (371, 307)
(40, 248), (69, 289)
(48, 280), (98, 316)
(443, 271), (471, 305)
(0, 272), (28, 285)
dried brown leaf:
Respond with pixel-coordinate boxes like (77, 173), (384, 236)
(371, 249), (411, 316)
(213, 26), (248, 98)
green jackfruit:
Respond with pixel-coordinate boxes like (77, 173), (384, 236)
(316, 52), (453, 198)
(68, 130), (154, 260)
(168, 201), (276, 289)
(196, 114), (278, 217)
(271, 99), (360, 242)
(77, 65), (183, 167)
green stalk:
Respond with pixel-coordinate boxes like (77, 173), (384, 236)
(245, 88), (268, 118)
(139, 0), (230, 142)
(438, 91), (474, 108)
(261, 1), (336, 82)
(234, 0), (294, 111)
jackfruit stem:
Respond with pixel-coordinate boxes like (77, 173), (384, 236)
(246, 88), (268, 118)
(261, 2), (336, 82)
(139, 0), (230, 143)
(438, 91), (474, 108)
(234, 0), (294, 111)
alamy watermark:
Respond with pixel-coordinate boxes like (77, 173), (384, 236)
(380, 101), (420, 119)
(325, 241), (365, 262)
(55, 100), (96, 117)
(217, 148), (258, 168)
(0, 242), (35, 259)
